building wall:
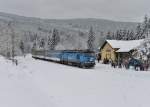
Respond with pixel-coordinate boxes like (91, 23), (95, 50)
(101, 43), (116, 61)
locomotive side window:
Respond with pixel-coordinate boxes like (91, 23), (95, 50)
(77, 54), (80, 59)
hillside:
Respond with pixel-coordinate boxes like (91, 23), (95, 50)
(0, 12), (138, 56)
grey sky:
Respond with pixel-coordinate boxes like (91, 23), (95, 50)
(0, 0), (149, 22)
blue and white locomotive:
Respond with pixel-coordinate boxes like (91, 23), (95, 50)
(32, 50), (96, 68)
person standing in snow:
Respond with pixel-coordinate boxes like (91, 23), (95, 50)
(15, 59), (18, 66)
(97, 53), (101, 63)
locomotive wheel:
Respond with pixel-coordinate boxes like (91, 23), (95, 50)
(79, 63), (85, 68)
(60, 60), (64, 64)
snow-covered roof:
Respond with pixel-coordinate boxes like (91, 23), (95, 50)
(106, 39), (144, 52)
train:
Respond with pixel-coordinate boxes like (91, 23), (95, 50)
(32, 49), (96, 68)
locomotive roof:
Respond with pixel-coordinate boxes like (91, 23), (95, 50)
(33, 49), (95, 53)
(62, 50), (95, 53)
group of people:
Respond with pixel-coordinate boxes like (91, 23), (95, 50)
(102, 58), (122, 69)
(97, 56), (150, 71)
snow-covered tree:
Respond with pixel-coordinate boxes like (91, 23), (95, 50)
(137, 39), (150, 60)
(19, 40), (25, 56)
(136, 15), (150, 61)
(136, 24), (143, 39)
(106, 31), (111, 40)
(139, 15), (149, 39)
(87, 27), (95, 50)
(8, 21), (15, 61)
(39, 38), (45, 49)
(129, 30), (135, 40)
(49, 28), (60, 50)
(47, 35), (51, 47)
(32, 42), (37, 52)
(111, 29), (136, 40)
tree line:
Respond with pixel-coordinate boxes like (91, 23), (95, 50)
(106, 15), (150, 40)
(17, 26), (96, 57)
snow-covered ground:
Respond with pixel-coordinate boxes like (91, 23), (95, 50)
(0, 55), (150, 107)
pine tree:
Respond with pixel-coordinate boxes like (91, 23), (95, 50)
(47, 35), (51, 46)
(136, 24), (142, 39)
(122, 29), (127, 40)
(148, 18), (150, 38)
(142, 15), (149, 38)
(49, 28), (60, 50)
(106, 31), (111, 40)
(111, 32), (115, 39)
(32, 42), (37, 51)
(115, 30), (120, 40)
(39, 38), (45, 49)
(19, 40), (25, 56)
(8, 21), (15, 62)
(87, 27), (95, 50)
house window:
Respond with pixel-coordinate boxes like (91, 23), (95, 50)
(106, 49), (111, 52)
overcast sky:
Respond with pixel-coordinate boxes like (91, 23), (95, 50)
(0, 0), (150, 22)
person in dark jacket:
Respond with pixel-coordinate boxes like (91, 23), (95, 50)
(97, 53), (101, 63)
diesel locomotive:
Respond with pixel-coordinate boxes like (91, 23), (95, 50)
(32, 50), (96, 68)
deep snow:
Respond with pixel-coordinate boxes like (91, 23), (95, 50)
(0, 55), (150, 107)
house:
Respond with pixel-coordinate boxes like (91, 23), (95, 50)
(100, 39), (144, 62)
